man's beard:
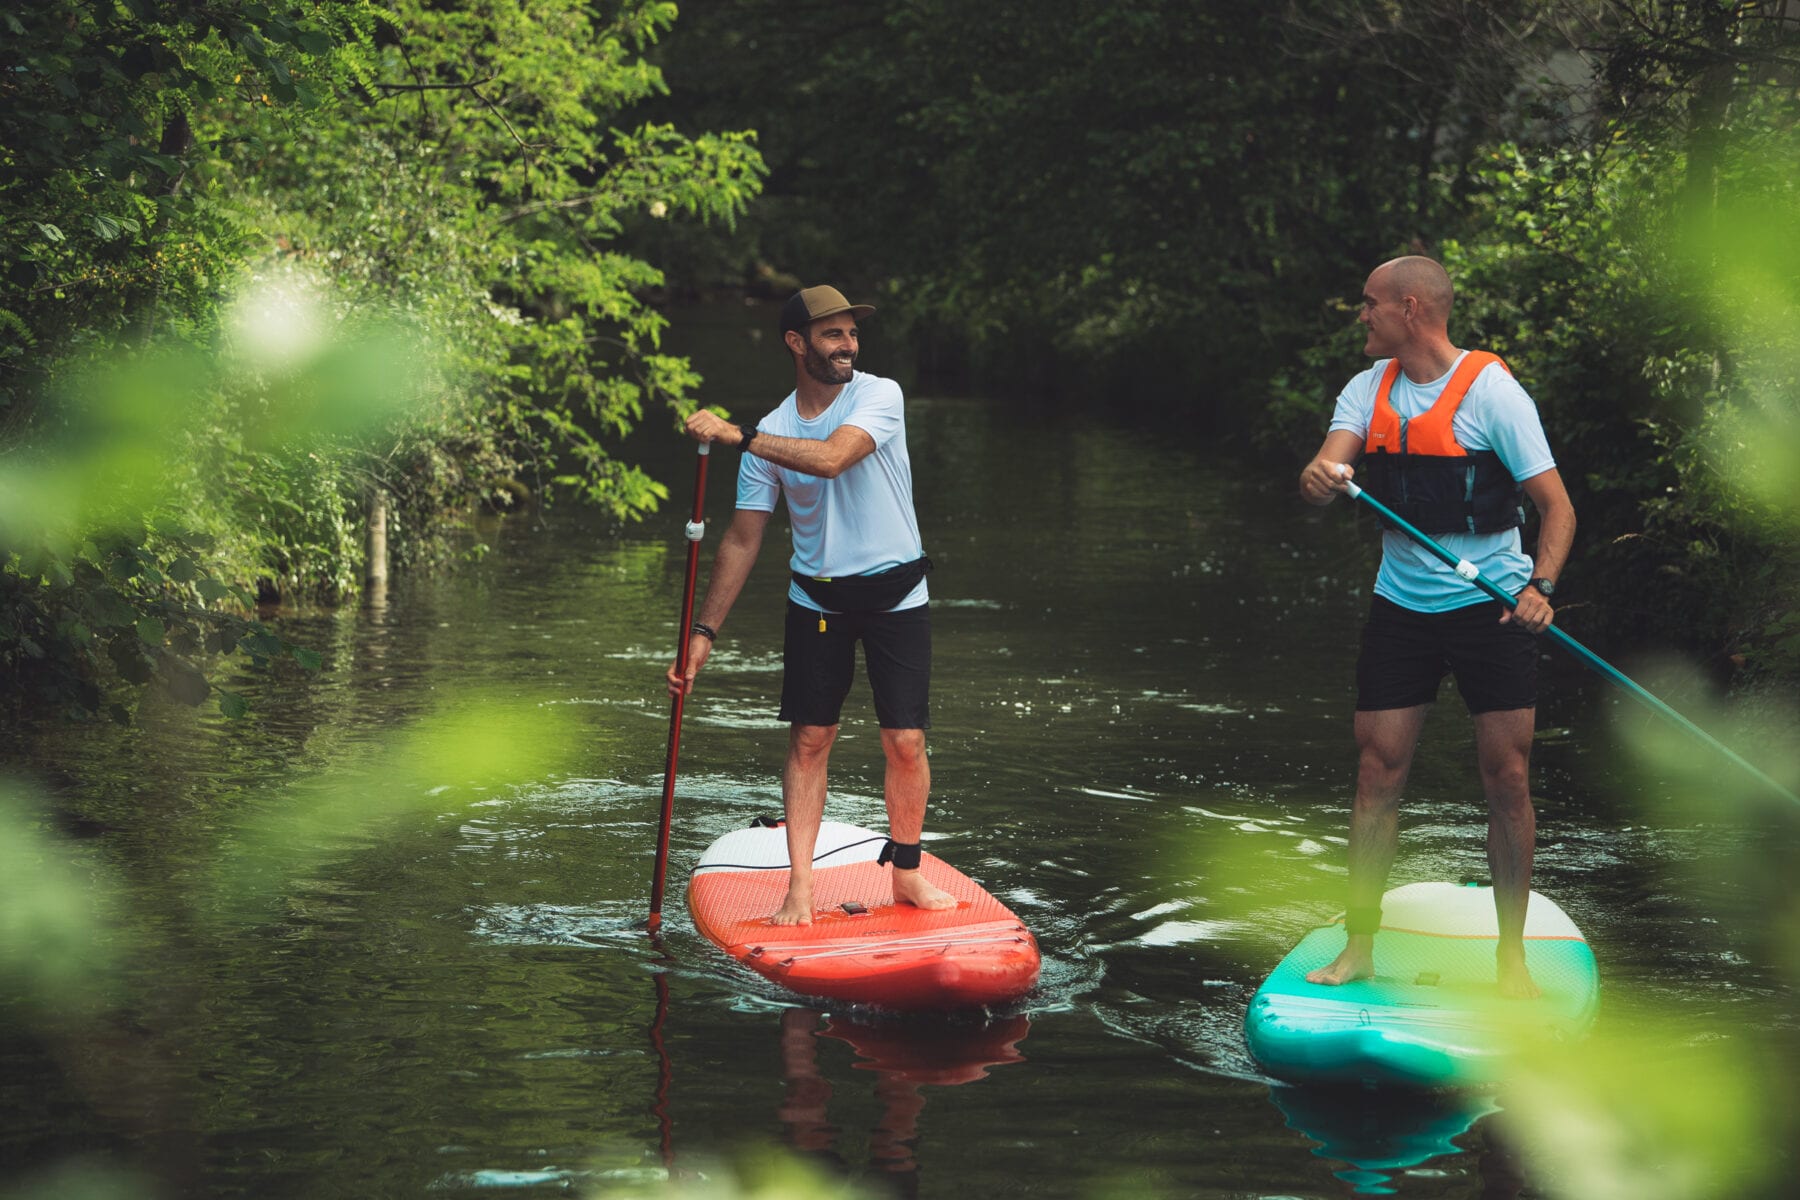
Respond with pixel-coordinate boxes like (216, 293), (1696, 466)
(802, 341), (855, 385)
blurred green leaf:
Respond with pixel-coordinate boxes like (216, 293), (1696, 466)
(1503, 1018), (1775, 1200)
(206, 697), (584, 920)
(0, 783), (120, 1017)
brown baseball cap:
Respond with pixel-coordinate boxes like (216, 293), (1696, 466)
(779, 285), (875, 335)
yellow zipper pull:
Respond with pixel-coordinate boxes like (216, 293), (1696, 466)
(818, 615), (827, 633)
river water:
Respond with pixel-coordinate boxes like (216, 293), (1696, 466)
(3, 303), (1794, 1199)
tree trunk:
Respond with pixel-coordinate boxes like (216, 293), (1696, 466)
(366, 490), (389, 606)
(1681, 4), (1738, 244)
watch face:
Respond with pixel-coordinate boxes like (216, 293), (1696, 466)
(1533, 579), (1555, 596)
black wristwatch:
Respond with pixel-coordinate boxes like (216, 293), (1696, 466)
(1529, 577), (1556, 598)
(737, 423), (759, 451)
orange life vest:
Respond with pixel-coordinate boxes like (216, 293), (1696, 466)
(1360, 351), (1526, 535)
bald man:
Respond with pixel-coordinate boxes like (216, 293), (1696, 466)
(1298, 255), (1577, 999)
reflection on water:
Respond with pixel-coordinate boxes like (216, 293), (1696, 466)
(774, 1008), (1031, 1194)
(1270, 1085), (1510, 1196)
(1, 304), (1792, 1198)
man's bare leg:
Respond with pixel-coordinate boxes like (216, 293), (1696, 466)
(1474, 707), (1540, 999)
(773, 723), (837, 925)
(1307, 705), (1428, 985)
(880, 727), (954, 911)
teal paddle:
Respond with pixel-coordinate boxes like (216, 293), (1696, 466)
(1335, 469), (1799, 808)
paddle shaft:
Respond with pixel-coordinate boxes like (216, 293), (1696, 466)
(1338, 474), (1798, 808)
(650, 443), (711, 929)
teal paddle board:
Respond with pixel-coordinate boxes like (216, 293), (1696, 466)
(1245, 882), (1600, 1088)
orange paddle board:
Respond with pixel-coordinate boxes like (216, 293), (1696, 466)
(688, 820), (1040, 1011)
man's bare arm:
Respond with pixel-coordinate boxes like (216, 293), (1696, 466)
(695, 508), (771, 631)
(1520, 468), (1575, 586)
(667, 508), (772, 697)
(1504, 467), (1575, 632)
(685, 410), (876, 478)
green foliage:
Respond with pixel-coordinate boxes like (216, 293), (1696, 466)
(2, 0), (765, 722)
(0, 340), (351, 721)
(207, 0), (765, 527)
(646, 0), (1570, 408)
(1436, 111), (1800, 676)
(0, 1), (379, 405)
(0, 521), (318, 723)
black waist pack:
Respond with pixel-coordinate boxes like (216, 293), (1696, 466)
(792, 556), (932, 613)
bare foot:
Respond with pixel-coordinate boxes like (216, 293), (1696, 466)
(1305, 936), (1375, 985)
(769, 886), (814, 926)
(892, 868), (956, 911)
(1496, 944), (1541, 1000)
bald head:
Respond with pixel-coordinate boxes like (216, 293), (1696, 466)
(1373, 256), (1455, 326)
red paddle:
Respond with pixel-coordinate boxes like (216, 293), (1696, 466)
(649, 442), (710, 931)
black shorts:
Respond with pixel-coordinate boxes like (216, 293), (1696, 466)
(1355, 595), (1538, 714)
(778, 601), (931, 729)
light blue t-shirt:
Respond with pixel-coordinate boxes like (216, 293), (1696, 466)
(1329, 353), (1556, 613)
(737, 371), (928, 613)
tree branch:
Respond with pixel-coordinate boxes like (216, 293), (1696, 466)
(372, 75), (500, 93)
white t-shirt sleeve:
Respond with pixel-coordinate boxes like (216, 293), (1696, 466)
(841, 375), (905, 447)
(735, 429), (781, 512)
(1455, 367), (1556, 482)
(1327, 363), (1383, 438)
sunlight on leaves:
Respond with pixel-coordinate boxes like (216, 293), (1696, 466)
(0, 306), (434, 555)
(228, 270), (332, 370)
(218, 266), (444, 453)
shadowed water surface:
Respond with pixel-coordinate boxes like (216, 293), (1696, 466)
(3, 306), (1793, 1199)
